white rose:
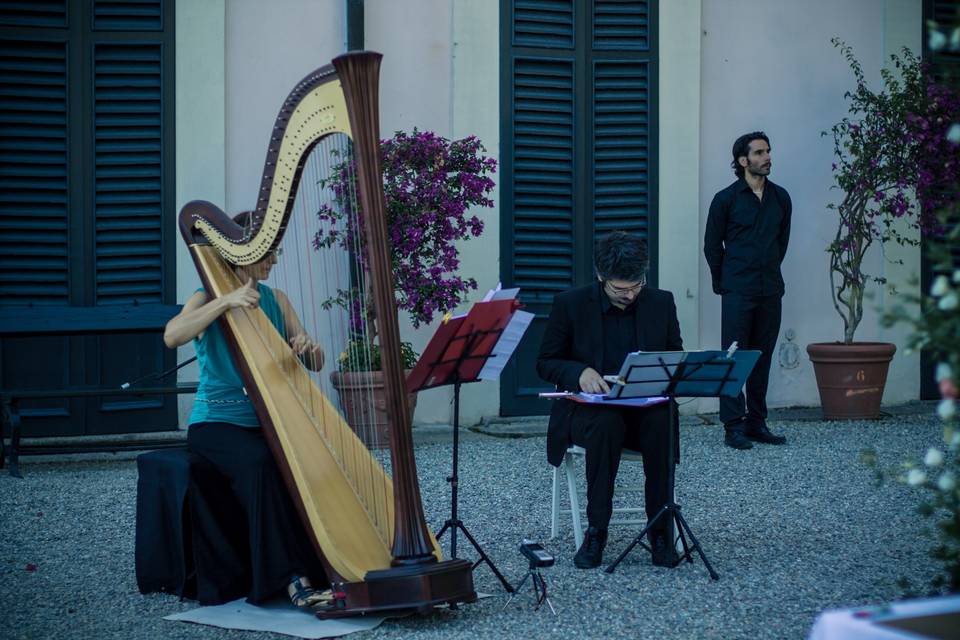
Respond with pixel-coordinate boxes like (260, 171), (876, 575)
(939, 399), (957, 421)
(938, 472), (956, 492)
(907, 468), (927, 486)
(939, 292), (959, 311)
(925, 447), (944, 466)
(931, 275), (951, 297)
(936, 362), (953, 383)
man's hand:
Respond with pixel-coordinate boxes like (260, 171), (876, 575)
(578, 367), (610, 394)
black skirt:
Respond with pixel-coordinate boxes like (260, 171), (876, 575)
(186, 421), (327, 604)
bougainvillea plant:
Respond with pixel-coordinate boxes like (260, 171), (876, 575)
(825, 38), (960, 344)
(313, 129), (495, 348)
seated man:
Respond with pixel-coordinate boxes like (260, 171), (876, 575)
(536, 231), (682, 569)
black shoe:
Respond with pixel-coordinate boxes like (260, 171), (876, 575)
(650, 533), (680, 568)
(724, 429), (753, 450)
(573, 527), (607, 569)
(746, 422), (787, 445)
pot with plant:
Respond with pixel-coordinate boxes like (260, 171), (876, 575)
(808, 39), (960, 419)
(315, 129), (496, 445)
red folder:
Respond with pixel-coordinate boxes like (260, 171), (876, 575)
(406, 298), (520, 393)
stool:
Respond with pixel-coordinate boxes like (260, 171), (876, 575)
(549, 445), (646, 549)
(135, 447), (248, 604)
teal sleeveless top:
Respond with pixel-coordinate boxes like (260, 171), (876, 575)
(188, 283), (287, 428)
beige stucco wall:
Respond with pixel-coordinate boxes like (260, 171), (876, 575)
(174, 0), (225, 425)
(696, 0), (922, 415)
(659, 0), (702, 414)
(175, 0), (925, 427)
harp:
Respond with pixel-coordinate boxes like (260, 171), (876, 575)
(177, 52), (476, 616)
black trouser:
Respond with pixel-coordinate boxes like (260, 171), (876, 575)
(187, 422), (326, 604)
(719, 293), (782, 430)
(569, 402), (673, 531)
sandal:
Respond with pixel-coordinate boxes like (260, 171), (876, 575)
(287, 576), (333, 609)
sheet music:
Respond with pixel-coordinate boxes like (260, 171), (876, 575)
(477, 309), (533, 381)
(480, 282), (520, 303)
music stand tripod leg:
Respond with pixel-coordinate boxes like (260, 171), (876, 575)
(673, 507), (719, 580)
(438, 380), (514, 593)
(603, 502), (671, 573)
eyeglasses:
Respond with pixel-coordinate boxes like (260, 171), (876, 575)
(603, 277), (645, 295)
(269, 247), (283, 257)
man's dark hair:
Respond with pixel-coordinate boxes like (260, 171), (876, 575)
(594, 231), (648, 282)
(730, 131), (769, 178)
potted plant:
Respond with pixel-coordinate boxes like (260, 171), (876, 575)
(807, 39), (960, 419)
(314, 128), (496, 444)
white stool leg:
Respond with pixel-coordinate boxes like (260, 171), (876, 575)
(550, 465), (561, 540)
(564, 452), (583, 549)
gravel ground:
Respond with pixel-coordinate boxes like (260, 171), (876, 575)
(0, 413), (945, 640)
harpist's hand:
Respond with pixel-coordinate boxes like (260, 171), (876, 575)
(223, 278), (260, 310)
(289, 334), (325, 370)
(579, 367), (610, 394)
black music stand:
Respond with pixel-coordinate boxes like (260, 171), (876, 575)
(407, 300), (531, 594)
(603, 349), (760, 580)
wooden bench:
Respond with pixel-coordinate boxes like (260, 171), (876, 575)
(1, 383), (198, 478)
(0, 304), (193, 478)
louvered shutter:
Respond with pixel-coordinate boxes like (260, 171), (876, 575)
(501, 0), (657, 415)
(93, 42), (164, 305)
(511, 56), (576, 301)
(0, 0), (177, 437)
(0, 38), (69, 305)
(592, 0), (649, 49)
(592, 60), (651, 238)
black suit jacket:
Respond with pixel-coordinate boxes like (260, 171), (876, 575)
(536, 282), (683, 466)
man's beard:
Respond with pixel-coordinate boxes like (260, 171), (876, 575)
(747, 160), (771, 176)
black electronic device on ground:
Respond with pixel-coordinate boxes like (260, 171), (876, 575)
(503, 539), (557, 614)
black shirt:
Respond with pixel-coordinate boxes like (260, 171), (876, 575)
(600, 289), (639, 375)
(703, 177), (792, 296)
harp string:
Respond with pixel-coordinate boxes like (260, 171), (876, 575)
(249, 133), (394, 539)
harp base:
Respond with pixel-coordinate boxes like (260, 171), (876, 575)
(319, 558), (477, 619)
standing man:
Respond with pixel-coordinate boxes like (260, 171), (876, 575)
(537, 231), (682, 569)
(704, 131), (791, 450)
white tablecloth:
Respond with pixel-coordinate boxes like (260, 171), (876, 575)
(809, 594), (960, 640)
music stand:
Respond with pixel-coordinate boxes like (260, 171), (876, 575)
(603, 348), (760, 580)
(407, 298), (533, 594)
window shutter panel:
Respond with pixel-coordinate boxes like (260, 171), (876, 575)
(593, 0), (649, 49)
(513, 0), (574, 49)
(92, 42), (163, 305)
(511, 56), (576, 302)
(592, 60), (650, 239)
(0, 39), (69, 305)
(93, 0), (163, 31)
(0, 1), (67, 28)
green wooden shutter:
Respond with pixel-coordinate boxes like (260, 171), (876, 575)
(513, 0), (574, 48)
(501, 0), (657, 416)
(0, 0), (177, 438)
(93, 0), (163, 31)
(592, 0), (649, 49)
(93, 42), (164, 305)
(511, 56), (576, 302)
(0, 0), (67, 28)
(0, 38), (70, 305)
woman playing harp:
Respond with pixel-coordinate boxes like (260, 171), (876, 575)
(163, 211), (331, 610)
(173, 52), (475, 617)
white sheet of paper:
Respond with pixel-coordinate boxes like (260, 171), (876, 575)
(164, 598), (387, 639)
(477, 309), (534, 381)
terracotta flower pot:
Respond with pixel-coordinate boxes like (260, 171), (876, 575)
(329, 369), (418, 449)
(806, 342), (896, 420)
